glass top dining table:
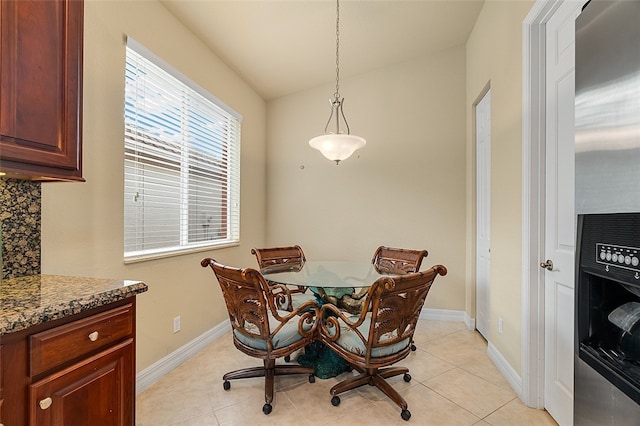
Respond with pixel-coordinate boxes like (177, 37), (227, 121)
(261, 260), (388, 297)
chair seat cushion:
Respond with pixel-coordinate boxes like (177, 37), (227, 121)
(332, 316), (409, 358)
(290, 292), (318, 309)
(234, 310), (313, 351)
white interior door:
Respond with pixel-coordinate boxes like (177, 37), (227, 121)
(543, 2), (584, 425)
(476, 89), (491, 339)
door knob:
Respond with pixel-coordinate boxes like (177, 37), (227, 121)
(39, 397), (52, 410)
(540, 259), (554, 271)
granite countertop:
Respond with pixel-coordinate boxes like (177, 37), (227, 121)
(0, 274), (148, 335)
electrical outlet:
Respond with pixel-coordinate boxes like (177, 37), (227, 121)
(498, 317), (503, 334)
(173, 316), (181, 333)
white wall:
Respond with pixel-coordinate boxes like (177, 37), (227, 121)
(266, 46), (467, 311)
(465, 0), (535, 373)
(41, 0), (267, 372)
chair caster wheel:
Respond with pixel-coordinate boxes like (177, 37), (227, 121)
(263, 403), (272, 415)
(401, 409), (411, 421)
(308, 374), (315, 383)
(410, 344), (417, 351)
(331, 396), (341, 406)
(284, 355), (291, 362)
(403, 373), (411, 382)
(223, 380), (231, 390)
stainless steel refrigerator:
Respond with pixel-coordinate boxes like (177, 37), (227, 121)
(574, 0), (640, 424)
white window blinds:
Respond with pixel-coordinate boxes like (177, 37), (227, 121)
(124, 38), (241, 262)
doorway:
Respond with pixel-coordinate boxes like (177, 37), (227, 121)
(475, 88), (491, 339)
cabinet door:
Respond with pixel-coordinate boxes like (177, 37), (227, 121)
(0, 343), (3, 424)
(0, 0), (83, 181)
(29, 339), (134, 426)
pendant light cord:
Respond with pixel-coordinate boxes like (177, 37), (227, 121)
(334, 0), (341, 101)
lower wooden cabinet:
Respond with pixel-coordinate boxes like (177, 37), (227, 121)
(0, 298), (137, 426)
(29, 339), (133, 426)
(1, 343), (4, 425)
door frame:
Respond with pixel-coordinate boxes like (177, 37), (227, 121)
(475, 86), (492, 340)
(521, 0), (568, 409)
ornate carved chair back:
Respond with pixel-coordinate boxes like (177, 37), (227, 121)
(204, 260), (274, 354)
(251, 245), (306, 273)
(371, 246), (428, 275)
(365, 265), (445, 363)
(251, 245), (314, 311)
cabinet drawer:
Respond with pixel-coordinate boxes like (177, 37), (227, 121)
(29, 304), (133, 377)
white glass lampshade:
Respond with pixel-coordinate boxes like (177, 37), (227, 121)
(309, 133), (366, 165)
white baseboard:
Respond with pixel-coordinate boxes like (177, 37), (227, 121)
(487, 341), (523, 400)
(464, 312), (475, 330)
(136, 321), (231, 395)
(420, 308), (467, 323)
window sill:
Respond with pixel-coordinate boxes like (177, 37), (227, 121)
(123, 241), (240, 264)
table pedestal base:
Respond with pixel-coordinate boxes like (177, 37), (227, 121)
(297, 340), (349, 379)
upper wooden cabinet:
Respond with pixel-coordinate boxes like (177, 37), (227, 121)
(0, 0), (84, 181)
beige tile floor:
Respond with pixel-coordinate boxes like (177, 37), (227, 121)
(136, 320), (558, 425)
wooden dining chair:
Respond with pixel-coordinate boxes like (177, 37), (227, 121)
(200, 258), (319, 415)
(371, 246), (429, 351)
(251, 245), (317, 311)
(318, 264), (447, 421)
(371, 245), (428, 275)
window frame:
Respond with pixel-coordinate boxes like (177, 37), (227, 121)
(123, 37), (242, 263)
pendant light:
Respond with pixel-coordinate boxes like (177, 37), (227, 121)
(309, 0), (366, 165)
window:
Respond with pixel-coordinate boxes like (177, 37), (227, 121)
(124, 38), (241, 262)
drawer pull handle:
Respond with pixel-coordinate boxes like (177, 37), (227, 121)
(88, 331), (99, 342)
(39, 397), (53, 410)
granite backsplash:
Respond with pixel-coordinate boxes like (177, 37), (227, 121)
(0, 178), (41, 279)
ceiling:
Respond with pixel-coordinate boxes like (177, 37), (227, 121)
(160, 0), (485, 101)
